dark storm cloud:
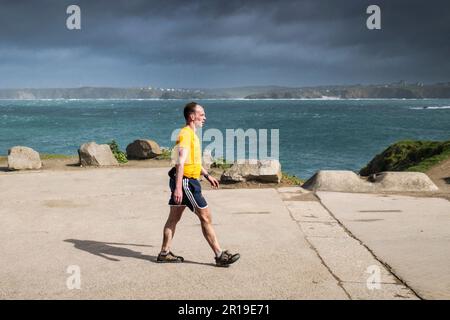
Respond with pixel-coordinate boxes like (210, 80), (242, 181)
(0, 0), (449, 88)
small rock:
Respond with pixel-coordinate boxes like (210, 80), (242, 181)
(126, 139), (162, 159)
(78, 142), (119, 166)
(7, 146), (42, 170)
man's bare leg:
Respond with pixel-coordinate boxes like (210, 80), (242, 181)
(160, 206), (185, 253)
(195, 207), (222, 256)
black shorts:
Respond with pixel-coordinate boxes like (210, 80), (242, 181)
(168, 174), (208, 212)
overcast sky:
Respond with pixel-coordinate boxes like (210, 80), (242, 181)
(0, 0), (449, 88)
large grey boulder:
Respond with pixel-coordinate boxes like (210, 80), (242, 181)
(221, 159), (282, 183)
(78, 142), (119, 166)
(7, 146), (42, 170)
(302, 170), (439, 193)
(126, 139), (162, 159)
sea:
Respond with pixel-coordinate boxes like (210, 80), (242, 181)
(1, 99), (449, 179)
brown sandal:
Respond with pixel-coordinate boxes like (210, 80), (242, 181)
(215, 250), (240, 267)
(157, 251), (184, 263)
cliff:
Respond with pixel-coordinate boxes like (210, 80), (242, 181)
(1, 82), (450, 99)
(360, 140), (450, 176)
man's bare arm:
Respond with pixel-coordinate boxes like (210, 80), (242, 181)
(173, 148), (188, 204)
(200, 166), (209, 176)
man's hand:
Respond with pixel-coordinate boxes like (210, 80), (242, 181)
(206, 175), (220, 189)
(173, 187), (183, 204)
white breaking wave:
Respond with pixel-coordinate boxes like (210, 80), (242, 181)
(410, 106), (450, 110)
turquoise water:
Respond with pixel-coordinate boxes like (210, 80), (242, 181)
(1, 99), (449, 178)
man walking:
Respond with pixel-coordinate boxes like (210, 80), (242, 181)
(158, 102), (240, 267)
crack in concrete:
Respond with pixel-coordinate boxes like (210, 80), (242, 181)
(316, 195), (423, 300)
(276, 189), (352, 300)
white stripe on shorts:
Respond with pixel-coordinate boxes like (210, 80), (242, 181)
(183, 178), (208, 209)
(182, 178), (198, 208)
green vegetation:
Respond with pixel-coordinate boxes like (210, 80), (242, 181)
(211, 157), (233, 170)
(281, 172), (304, 185)
(108, 140), (128, 164)
(156, 147), (173, 160)
(360, 140), (450, 175)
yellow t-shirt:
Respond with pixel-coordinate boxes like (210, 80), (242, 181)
(172, 126), (202, 179)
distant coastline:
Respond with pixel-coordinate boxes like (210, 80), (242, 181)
(1, 81), (450, 100)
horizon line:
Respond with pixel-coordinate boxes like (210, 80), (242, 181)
(1, 80), (450, 91)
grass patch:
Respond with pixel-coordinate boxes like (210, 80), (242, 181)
(281, 171), (304, 185)
(1, 154), (74, 161)
(40, 153), (74, 160)
(360, 140), (450, 175)
(407, 148), (450, 172)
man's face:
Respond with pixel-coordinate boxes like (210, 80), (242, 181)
(193, 105), (206, 128)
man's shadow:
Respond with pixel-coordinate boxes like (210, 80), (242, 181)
(64, 239), (215, 267)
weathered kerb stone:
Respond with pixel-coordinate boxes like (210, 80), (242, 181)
(302, 170), (439, 192)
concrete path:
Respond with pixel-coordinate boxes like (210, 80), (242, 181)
(280, 188), (417, 299)
(0, 167), (417, 299)
(317, 191), (450, 300)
